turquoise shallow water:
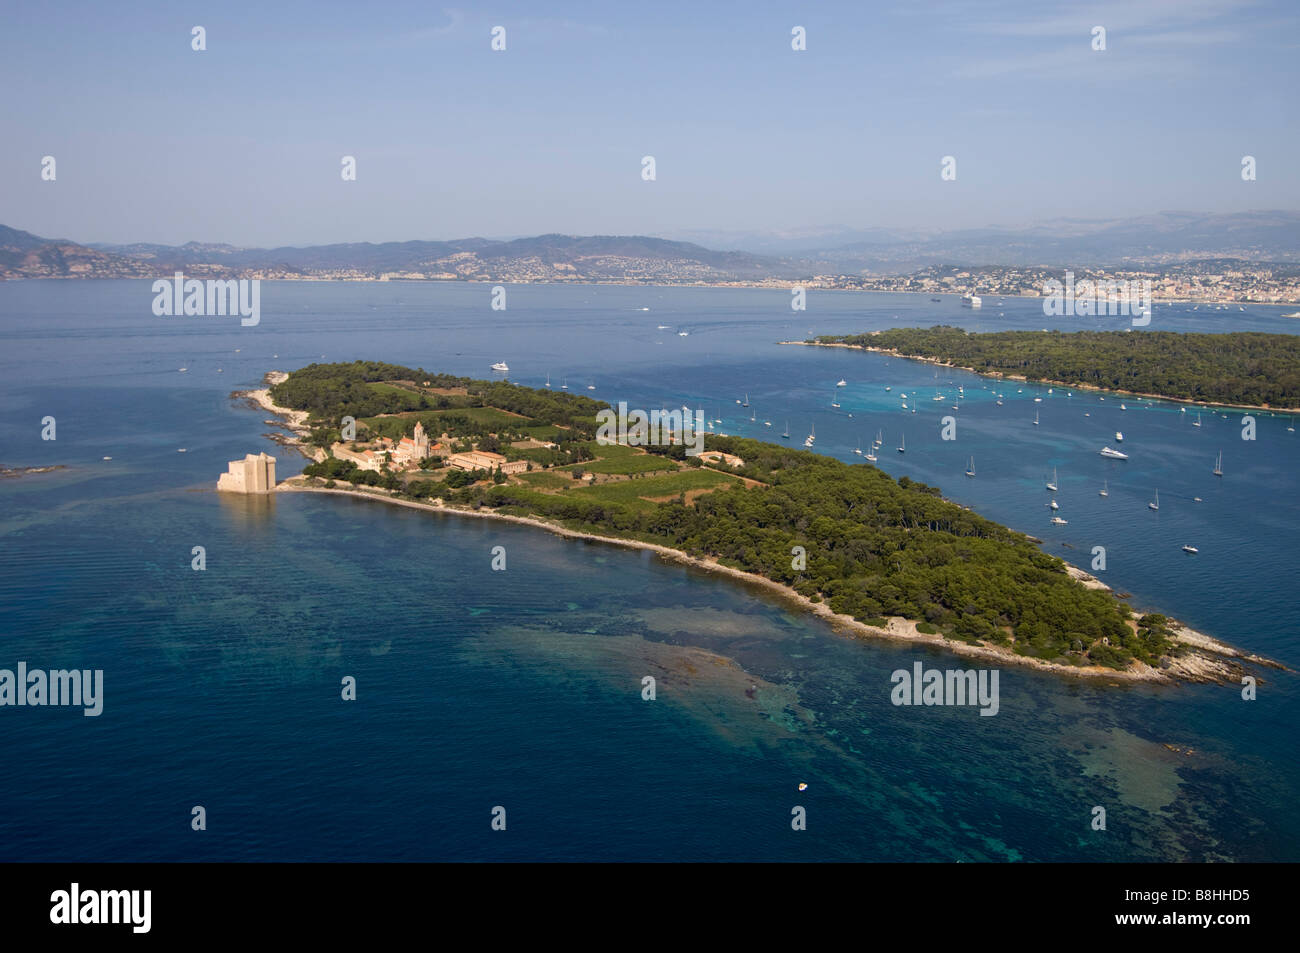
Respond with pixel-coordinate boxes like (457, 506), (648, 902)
(0, 280), (1296, 861)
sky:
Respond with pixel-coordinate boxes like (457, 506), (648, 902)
(2, 0), (1298, 247)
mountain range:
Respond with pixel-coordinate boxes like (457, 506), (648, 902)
(3, 211), (1299, 282)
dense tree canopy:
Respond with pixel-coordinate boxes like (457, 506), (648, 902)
(270, 361), (608, 429)
(817, 327), (1300, 408)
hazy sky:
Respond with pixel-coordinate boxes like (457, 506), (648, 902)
(3, 0), (1297, 246)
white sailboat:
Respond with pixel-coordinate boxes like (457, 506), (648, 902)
(1046, 467), (1058, 492)
(544, 373), (551, 388)
(965, 456), (975, 477)
(1148, 490), (1160, 511)
(1033, 410), (1039, 426)
(1193, 412), (1201, 428)
(1213, 451), (1223, 477)
(897, 433), (905, 453)
(782, 420), (790, 439)
(854, 438), (863, 455)
(804, 423), (815, 448)
(1099, 480), (1109, 498)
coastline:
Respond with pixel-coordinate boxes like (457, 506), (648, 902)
(244, 370), (1282, 686)
(274, 478), (1277, 685)
(782, 340), (1300, 414)
(234, 373), (320, 460)
(274, 473), (1279, 681)
(10, 275), (1299, 307)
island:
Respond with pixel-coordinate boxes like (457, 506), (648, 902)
(242, 360), (1280, 684)
(1, 464), (68, 478)
(797, 327), (1300, 412)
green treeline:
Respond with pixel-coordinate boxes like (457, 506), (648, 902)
(816, 326), (1300, 407)
(269, 361), (609, 431)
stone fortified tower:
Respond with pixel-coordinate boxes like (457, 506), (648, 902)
(216, 452), (277, 493)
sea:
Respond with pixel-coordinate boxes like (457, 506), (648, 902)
(1, 280), (1296, 862)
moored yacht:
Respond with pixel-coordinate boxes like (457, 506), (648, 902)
(1099, 446), (1129, 459)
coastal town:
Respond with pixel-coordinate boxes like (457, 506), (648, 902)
(805, 261), (1300, 305)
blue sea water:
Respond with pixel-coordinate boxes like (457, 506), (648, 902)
(0, 280), (1296, 861)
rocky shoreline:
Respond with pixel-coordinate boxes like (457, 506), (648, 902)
(245, 372), (1284, 686)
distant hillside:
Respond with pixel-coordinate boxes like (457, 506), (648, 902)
(0, 225), (159, 278)
(2, 227), (790, 282)
(5, 210), (1300, 282)
(788, 211), (1300, 272)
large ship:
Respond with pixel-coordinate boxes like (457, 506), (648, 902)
(961, 294), (982, 308)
